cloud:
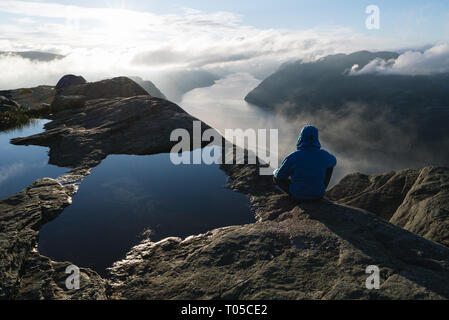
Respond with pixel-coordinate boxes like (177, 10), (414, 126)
(0, 1), (393, 91)
(0, 162), (25, 185)
(350, 44), (449, 75)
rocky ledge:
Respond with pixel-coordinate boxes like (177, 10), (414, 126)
(0, 86), (55, 110)
(327, 167), (449, 248)
(107, 163), (449, 299)
(2, 77), (449, 300)
(0, 178), (106, 299)
(11, 78), (212, 176)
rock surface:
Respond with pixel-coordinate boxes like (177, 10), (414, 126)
(60, 77), (149, 101)
(109, 163), (449, 299)
(0, 95), (22, 112)
(327, 167), (449, 247)
(0, 178), (107, 299)
(11, 95), (212, 175)
(3, 77), (449, 300)
(0, 86), (55, 110)
(50, 95), (86, 112)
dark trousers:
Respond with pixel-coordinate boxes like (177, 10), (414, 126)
(273, 176), (323, 202)
(272, 176), (292, 195)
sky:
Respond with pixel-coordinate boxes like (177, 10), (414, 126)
(0, 0), (449, 90)
(2, 0), (448, 41)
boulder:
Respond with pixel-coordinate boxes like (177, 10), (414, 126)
(55, 74), (87, 92)
(327, 167), (449, 247)
(60, 77), (149, 101)
(0, 95), (22, 112)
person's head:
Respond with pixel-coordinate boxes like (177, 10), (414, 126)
(297, 125), (321, 149)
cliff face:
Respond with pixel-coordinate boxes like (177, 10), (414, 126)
(244, 50), (449, 111)
(327, 167), (449, 248)
(2, 77), (449, 299)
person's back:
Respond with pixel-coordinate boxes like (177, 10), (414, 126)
(273, 125), (336, 200)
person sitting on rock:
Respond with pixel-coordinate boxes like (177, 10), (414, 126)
(273, 125), (336, 201)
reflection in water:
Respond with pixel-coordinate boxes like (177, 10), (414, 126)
(38, 148), (254, 276)
(0, 120), (67, 200)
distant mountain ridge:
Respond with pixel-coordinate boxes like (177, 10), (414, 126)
(130, 76), (166, 99)
(244, 50), (449, 111)
(243, 50), (449, 167)
(0, 51), (64, 62)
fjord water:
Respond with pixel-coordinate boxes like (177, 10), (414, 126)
(38, 147), (253, 276)
(0, 120), (67, 200)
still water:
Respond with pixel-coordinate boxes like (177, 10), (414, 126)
(38, 148), (254, 276)
(0, 120), (67, 200)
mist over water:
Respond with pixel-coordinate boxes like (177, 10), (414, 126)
(180, 73), (440, 186)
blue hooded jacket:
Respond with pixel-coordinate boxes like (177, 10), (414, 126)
(273, 126), (336, 200)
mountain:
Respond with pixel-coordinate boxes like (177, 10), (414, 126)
(156, 70), (220, 102)
(130, 76), (166, 99)
(244, 50), (449, 167)
(244, 50), (449, 111)
(0, 51), (64, 62)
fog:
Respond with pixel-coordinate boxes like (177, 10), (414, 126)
(180, 73), (445, 186)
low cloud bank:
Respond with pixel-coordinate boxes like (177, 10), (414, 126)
(351, 44), (449, 75)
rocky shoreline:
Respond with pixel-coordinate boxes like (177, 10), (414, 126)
(1, 77), (449, 299)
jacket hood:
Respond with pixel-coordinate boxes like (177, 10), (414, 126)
(297, 125), (321, 149)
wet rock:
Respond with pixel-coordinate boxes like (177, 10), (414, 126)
(327, 167), (449, 247)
